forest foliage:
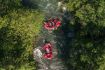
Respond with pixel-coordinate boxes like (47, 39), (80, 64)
(65, 0), (105, 70)
(0, 0), (44, 70)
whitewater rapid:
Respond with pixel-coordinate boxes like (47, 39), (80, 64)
(33, 0), (69, 70)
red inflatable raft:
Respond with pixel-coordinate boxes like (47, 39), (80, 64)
(42, 43), (53, 60)
(44, 18), (61, 30)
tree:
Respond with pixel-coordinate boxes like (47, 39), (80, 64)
(63, 0), (105, 70)
(0, 0), (44, 69)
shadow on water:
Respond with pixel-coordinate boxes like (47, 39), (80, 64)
(22, 0), (38, 9)
(53, 11), (73, 70)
